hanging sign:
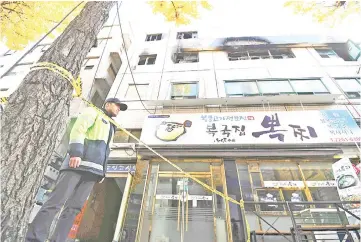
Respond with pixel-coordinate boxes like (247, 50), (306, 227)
(332, 158), (361, 225)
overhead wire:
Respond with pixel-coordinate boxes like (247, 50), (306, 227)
(116, 2), (155, 114)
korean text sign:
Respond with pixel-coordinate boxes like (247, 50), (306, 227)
(140, 110), (360, 145)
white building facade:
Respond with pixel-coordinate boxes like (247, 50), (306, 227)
(1, 7), (361, 242)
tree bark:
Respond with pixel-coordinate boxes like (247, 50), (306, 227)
(0, 2), (115, 241)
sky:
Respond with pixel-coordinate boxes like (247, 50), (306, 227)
(1, 0), (360, 53)
(119, 0), (361, 41)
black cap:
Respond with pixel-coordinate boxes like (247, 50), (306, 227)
(105, 98), (127, 111)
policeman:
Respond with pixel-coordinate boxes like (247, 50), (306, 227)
(25, 98), (127, 242)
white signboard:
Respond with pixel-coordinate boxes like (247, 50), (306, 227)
(306, 181), (336, 187)
(332, 158), (361, 225)
(263, 181), (304, 188)
(156, 194), (212, 201)
(140, 110), (360, 145)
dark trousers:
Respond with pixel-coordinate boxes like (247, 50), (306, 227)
(25, 170), (97, 242)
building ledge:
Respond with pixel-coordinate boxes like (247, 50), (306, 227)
(145, 94), (341, 107)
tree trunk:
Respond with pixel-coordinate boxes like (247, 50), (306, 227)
(0, 2), (115, 241)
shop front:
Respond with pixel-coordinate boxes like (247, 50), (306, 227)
(72, 109), (360, 241)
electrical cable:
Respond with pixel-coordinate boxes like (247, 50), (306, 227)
(86, 5), (119, 101)
(116, 2), (155, 114)
(1, 1), (85, 78)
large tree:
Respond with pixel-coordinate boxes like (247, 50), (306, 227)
(0, 1), (211, 241)
(1, 2), (115, 241)
(284, 1), (361, 26)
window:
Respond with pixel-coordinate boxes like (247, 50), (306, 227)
(145, 34), (162, 41)
(335, 78), (361, 99)
(84, 65), (94, 70)
(113, 129), (141, 143)
(225, 79), (329, 97)
(171, 83), (198, 99)
(138, 54), (157, 65)
(176, 31), (198, 39)
(224, 81), (259, 97)
(125, 84), (148, 100)
(258, 81), (294, 95)
(228, 48), (295, 61)
(290, 79), (329, 95)
(260, 163), (302, 181)
(315, 48), (339, 59)
(174, 52), (199, 63)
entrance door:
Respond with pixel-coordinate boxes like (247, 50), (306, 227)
(136, 162), (229, 242)
(152, 176), (214, 242)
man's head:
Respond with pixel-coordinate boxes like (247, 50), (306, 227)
(104, 98), (127, 117)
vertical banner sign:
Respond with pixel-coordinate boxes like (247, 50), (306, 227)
(332, 158), (361, 225)
(68, 200), (88, 239)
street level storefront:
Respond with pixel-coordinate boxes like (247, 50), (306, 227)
(71, 110), (360, 241)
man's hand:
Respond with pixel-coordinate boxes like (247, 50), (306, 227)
(69, 157), (81, 168)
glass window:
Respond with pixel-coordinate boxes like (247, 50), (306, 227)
(125, 84), (148, 100)
(171, 83), (198, 99)
(138, 54), (157, 65)
(145, 34), (162, 41)
(177, 31), (198, 39)
(282, 190), (307, 211)
(315, 48), (339, 59)
(258, 80), (294, 95)
(260, 162), (302, 181)
(256, 190), (284, 212)
(237, 164), (255, 211)
(335, 79), (361, 99)
(174, 52), (199, 63)
(225, 81), (259, 97)
(300, 162), (335, 181)
(290, 79), (329, 94)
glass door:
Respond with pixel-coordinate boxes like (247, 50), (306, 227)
(150, 176), (214, 242)
(136, 162), (230, 242)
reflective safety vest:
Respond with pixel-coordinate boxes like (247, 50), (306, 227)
(61, 107), (114, 176)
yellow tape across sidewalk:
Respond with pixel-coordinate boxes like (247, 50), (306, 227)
(28, 62), (251, 241)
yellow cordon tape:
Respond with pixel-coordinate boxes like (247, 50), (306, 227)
(29, 62), (251, 241)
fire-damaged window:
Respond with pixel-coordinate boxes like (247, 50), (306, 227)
(138, 54), (157, 65)
(145, 34), (162, 41)
(173, 52), (199, 63)
(171, 82), (198, 99)
(335, 78), (361, 99)
(315, 48), (339, 59)
(176, 31), (198, 39)
(228, 48), (295, 61)
(316, 44), (359, 61)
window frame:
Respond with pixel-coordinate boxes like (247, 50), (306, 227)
(228, 48), (295, 61)
(138, 54), (157, 65)
(176, 31), (198, 39)
(334, 78), (361, 99)
(145, 34), (162, 42)
(170, 82), (199, 100)
(174, 52), (199, 63)
(224, 79), (330, 97)
(315, 48), (340, 59)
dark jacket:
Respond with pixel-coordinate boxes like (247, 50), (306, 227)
(60, 107), (114, 176)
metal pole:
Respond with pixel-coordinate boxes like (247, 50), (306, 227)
(112, 173), (133, 242)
